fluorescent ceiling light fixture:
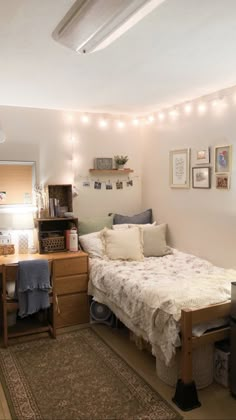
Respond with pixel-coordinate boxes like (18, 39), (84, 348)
(52, 0), (165, 54)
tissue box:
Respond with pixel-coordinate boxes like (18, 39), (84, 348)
(214, 340), (230, 387)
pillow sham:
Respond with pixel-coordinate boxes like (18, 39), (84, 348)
(112, 222), (156, 230)
(113, 208), (152, 225)
(102, 227), (144, 261)
(79, 215), (113, 236)
(79, 231), (104, 258)
(142, 224), (172, 257)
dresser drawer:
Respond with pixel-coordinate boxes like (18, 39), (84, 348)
(54, 274), (88, 295)
(56, 293), (89, 328)
(53, 256), (87, 276)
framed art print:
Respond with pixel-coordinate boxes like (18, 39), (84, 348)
(215, 173), (230, 190)
(169, 148), (190, 188)
(192, 167), (211, 189)
(214, 145), (232, 173)
(94, 158), (113, 170)
(194, 147), (210, 165)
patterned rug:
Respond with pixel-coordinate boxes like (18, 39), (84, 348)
(0, 328), (182, 419)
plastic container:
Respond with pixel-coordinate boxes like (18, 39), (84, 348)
(69, 229), (78, 252)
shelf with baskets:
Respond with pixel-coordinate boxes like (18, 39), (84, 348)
(35, 217), (78, 254)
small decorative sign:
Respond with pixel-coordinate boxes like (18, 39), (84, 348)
(94, 158), (113, 170)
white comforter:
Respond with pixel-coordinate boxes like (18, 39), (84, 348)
(88, 250), (236, 365)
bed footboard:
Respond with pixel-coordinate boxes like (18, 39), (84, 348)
(173, 301), (231, 411)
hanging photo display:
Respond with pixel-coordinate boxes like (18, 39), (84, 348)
(83, 181), (91, 187)
(127, 180), (133, 187)
(94, 181), (102, 190)
(106, 182), (113, 190)
(116, 181), (123, 190)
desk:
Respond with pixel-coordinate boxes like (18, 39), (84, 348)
(0, 251), (89, 328)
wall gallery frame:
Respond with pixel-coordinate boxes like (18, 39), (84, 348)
(214, 145), (232, 173)
(194, 147), (210, 165)
(215, 173), (230, 190)
(192, 167), (211, 189)
(169, 148), (190, 188)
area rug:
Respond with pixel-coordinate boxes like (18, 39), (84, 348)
(0, 328), (182, 419)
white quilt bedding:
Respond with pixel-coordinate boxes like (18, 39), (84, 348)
(88, 250), (236, 365)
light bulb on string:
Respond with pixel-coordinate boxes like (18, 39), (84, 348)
(158, 112), (165, 121)
(147, 115), (155, 123)
(117, 120), (125, 129)
(198, 102), (207, 114)
(98, 118), (108, 129)
(132, 118), (140, 126)
(184, 103), (192, 114)
(81, 114), (90, 124)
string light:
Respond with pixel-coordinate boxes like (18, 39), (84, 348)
(98, 118), (108, 128)
(81, 114), (90, 124)
(63, 84), (236, 130)
(132, 118), (140, 126)
(184, 103), (192, 114)
(116, 120), (125, 129)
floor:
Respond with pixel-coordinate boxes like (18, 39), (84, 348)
(0, 323), (236, 419)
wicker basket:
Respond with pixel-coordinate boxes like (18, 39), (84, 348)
(0, 244), (15, 255)
(41, 236), (65, 253)
(156, 344), (214, 389)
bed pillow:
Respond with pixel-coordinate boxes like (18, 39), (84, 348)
(112, 222), (156, 230)
(113, 209), (152, 225)
(79, 215), (114, 236)
(79, 231), (105, 258)
(142, 224), (172, 257)
(102, 227), (144, 261)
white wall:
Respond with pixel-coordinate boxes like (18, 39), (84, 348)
(142, 105), (236, 268)
(0, 106), (144, 219)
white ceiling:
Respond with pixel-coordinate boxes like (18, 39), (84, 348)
(1, 0), (236, 115)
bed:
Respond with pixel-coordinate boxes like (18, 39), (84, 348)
(87, 249), (235, 410)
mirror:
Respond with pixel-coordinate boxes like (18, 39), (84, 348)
(0, 161), (36, 208)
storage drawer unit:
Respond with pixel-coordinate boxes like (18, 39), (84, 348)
(53, 253), (89, 328)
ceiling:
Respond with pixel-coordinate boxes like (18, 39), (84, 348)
(1, 0), (236, 115)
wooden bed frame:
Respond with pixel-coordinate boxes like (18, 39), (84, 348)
(173, 300), (231, 411)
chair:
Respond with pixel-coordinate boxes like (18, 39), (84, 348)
(2, 260), (56, 347)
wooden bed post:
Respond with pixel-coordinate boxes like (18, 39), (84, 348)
(172, 308), (201, 411)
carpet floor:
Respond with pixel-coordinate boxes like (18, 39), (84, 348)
(0, 327), (182, 419)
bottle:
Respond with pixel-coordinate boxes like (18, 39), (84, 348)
(69, 228), (78, 252)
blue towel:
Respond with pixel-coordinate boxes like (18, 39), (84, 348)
(16, 260), (51, 318)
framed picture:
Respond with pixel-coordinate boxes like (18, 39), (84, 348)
(192, 167), (211, 189)
(169, 148), (190, 188)
(94, 158), (113, 170)
(215, 173), (230, 190)
(214, 145), (232, 173)
(194, 147), (210, 165)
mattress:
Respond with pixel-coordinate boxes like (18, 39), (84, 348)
(88, 250), (236, 365)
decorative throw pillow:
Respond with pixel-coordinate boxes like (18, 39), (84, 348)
(113, 208), (152, 225)
(112, 222), (156, 230)
(102, 227), (144, 261)
(79, 215), (114, 236)
(79, 231), (105, 258)
(142, 224), (172, 257)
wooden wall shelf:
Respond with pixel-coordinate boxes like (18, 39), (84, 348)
(89, 169), (133, 175)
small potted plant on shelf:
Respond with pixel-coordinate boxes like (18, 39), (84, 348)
(114, 155), (128, 170)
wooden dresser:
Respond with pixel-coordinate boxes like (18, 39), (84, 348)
(0, 251), (89, 330)
(53, 252), (89, 327)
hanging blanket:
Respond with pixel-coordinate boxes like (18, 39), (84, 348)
(15, 260), (51, 317)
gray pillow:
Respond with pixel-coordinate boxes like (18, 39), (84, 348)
(113, 209), (152, 225)
(143, 224), (172, 257)
(79, 215), (114, 236)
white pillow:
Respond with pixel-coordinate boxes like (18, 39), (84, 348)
(79, 231), (104, 258)
(142, 224), (172, 257)
(102, 227), (144, 261)
(112, 222), (156, 230)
